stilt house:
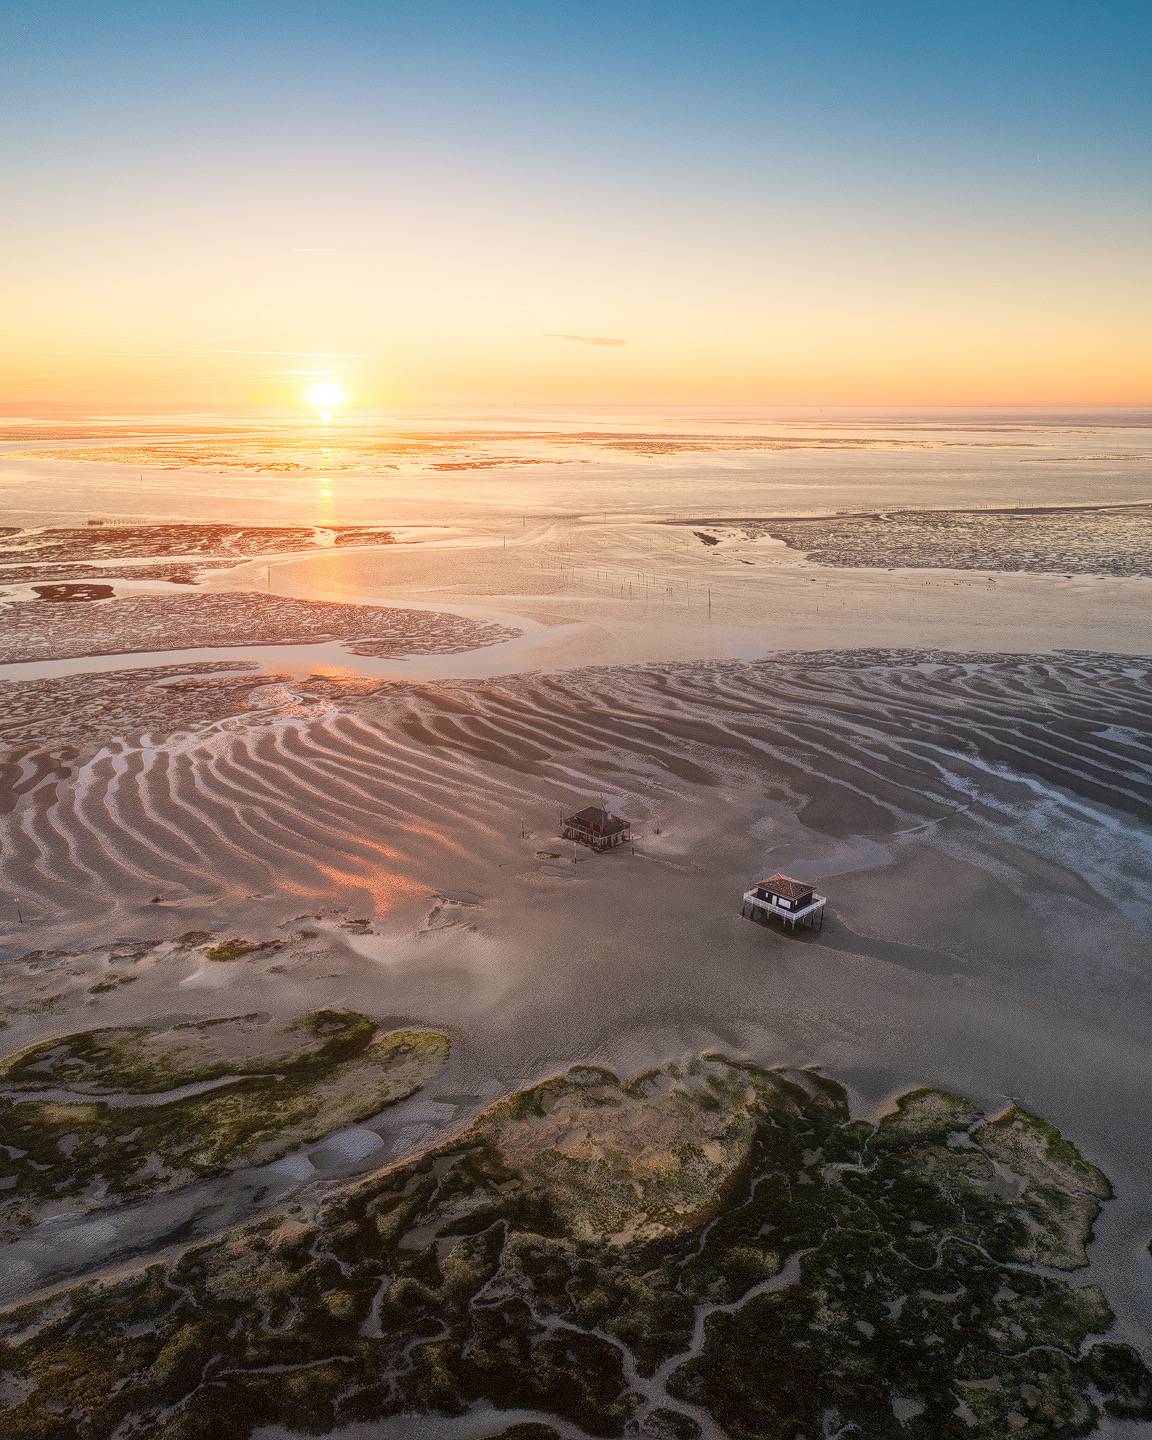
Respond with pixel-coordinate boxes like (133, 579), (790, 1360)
(742, 873), (826, 931)
(562, 805), (631, 852)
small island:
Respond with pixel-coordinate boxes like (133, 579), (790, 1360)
(2, 1054), (1147, 1439)
(0, 1010), (449, 1236)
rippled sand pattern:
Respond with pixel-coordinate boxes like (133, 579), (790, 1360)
(0, 664), (282, 750)
(2, 651), (1149, 929)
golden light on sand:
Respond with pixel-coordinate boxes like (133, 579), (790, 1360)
(306, 380), (348, 411)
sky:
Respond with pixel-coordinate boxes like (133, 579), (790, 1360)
(1, 1), (1150, 409)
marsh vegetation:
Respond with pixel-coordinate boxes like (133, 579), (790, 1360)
(2, 1056), (1145, 1439)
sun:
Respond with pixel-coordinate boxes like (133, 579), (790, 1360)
(305, 380), (348, 410)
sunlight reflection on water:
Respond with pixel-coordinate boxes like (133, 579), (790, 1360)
(3, 405), (1150, 529)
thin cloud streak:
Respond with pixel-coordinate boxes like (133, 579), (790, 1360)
(545, 333), (628, 347)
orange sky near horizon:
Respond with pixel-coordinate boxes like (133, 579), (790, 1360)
(5, 286), (1149, 412)
(4, 207), (1148, 409)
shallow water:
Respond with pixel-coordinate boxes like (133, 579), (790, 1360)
(3, 404), (1151, 530)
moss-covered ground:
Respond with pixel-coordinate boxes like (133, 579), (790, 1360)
(201, 939), (283, 963)
(0, 1056), (1146, 1440)
(0, 1011), (449, 1234)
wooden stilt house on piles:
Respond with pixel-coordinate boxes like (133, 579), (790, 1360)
(562, 805), (631, 853)
(741, 873), (826, 932)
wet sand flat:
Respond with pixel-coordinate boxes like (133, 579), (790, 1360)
(1, 409), (1151, 1437)
(5, 406), (1151, 532)
(0, 591), (516, 665)
(694, 503), (1152, 577)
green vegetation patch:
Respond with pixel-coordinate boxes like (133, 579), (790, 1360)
(1, 1061), (1146, 1440)
(0, 1011), (449, 1233)
(202, 938), (283, 963)
(475, 1054), (787, 1244)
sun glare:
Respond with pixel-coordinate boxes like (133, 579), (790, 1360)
(306, 380), (348, 410)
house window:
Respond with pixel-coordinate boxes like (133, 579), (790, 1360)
(777, 896), (791, 909)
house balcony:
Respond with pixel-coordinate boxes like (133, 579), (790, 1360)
(741, 888), (827, 930)
(562, 824), (629, 851)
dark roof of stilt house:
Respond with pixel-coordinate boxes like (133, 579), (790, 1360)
(760, 873), (813, 900)
(568, 805), (630, 835)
